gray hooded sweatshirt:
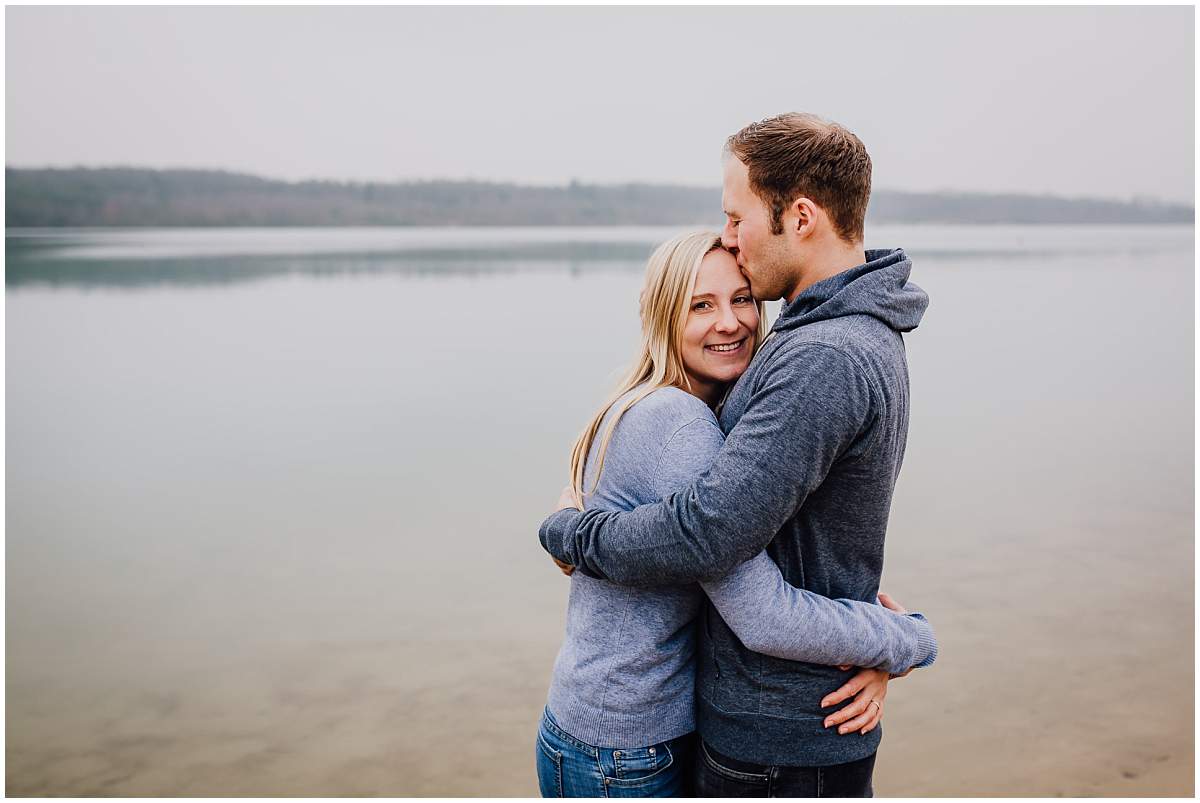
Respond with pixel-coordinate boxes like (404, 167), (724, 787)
(540, 248), (929, 767)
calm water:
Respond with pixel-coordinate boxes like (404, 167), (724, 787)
(6, 225), (1194, 796)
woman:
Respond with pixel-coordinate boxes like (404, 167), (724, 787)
(536, 232), (936, 798)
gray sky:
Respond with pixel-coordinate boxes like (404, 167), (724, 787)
(6, 6), (1195, 202)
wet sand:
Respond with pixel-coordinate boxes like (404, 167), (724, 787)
(7, 557), (1193, 798)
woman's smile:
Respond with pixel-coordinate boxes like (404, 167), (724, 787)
(705, 337), (748, 355)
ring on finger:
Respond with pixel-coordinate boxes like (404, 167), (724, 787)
(868, 700), (881, 712)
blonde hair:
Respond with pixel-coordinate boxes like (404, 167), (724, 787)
(567, 230), (767, 508)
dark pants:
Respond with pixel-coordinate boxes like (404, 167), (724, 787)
(693, 739), (876, 798)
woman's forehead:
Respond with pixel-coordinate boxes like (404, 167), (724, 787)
(694, 251), (749, 293)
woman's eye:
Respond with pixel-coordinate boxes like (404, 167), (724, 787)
(733, 295), (752, 305)
(692, 301), (712, 311)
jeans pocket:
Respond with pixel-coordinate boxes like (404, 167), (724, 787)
(699, 741), (769, 785)
(605, 741), (674, 787)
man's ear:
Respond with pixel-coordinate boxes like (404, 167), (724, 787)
(792, 197), (818, 237)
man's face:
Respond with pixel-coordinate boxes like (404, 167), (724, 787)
(721, 156), (796, 302)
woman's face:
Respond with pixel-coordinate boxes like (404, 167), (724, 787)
(680, 249), (759, 403)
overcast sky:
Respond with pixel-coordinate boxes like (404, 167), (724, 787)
(6, 6), (1195, 202)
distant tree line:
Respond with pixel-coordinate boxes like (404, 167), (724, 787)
(5, 167), (1193, 227)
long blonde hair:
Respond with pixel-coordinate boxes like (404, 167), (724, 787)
(567, 230), (767, 508)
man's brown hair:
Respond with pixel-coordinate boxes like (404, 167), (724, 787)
(726, 113), (872, 243)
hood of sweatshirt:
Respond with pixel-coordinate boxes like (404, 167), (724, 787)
(771, 248), (928, 334)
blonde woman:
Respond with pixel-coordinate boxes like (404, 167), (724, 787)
(535, 232), (937, 798)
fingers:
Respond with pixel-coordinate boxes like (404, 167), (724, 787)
(838, 701), (883, 735)
(877, 592), (907, 614)
(821, 672), (867, 709)
(824, 669), (890, 734)
(826, 684), (886, 735)
(859, 705), (883, 735)
(823, 695), (871, 729)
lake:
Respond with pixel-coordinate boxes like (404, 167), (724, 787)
(6, 224), (1194, 796)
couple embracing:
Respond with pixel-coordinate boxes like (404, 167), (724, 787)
(536, 113), (937, 798)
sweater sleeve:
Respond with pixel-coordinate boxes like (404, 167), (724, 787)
(649, 415), (725, 499)
(645, 409), (937, 674)
(540, 343), (872, 584)
(700, 553), (938, 674)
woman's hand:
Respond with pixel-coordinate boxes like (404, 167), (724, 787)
(821, 667), (889, 735)
(877, 592), (907, 614)
(877, 591), (916, 678)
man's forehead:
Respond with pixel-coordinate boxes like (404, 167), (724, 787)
(723, 155), (748, 180)
(720, 181), (738, 210)
(721, 159), (749, 204)
(722, 183), (745, 213)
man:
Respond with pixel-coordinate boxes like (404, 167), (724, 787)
(540, 112), (931, 797)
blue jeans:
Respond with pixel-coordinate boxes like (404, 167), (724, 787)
(536, 708), (694, 797)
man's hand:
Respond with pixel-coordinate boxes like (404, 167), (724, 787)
(551, 556), (575, 576)
(555, 484), (578, 513)
(821, 668), (889, 735)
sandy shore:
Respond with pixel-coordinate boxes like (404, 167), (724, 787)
(8, 534), (1194, 798)
(8, 641), (1192, 797)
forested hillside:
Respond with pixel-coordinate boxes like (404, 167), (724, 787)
(6, 168), (1192, 227)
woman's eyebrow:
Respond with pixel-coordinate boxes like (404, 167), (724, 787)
(691, 287), (751, 301)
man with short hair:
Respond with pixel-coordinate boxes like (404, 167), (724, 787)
(540, 112), (931, 796)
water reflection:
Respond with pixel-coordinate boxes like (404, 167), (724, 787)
(7, 226), (1193, 291)
(6, 241), (656, 289)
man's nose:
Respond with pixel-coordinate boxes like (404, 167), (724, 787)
(721, 223), (738, 252)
